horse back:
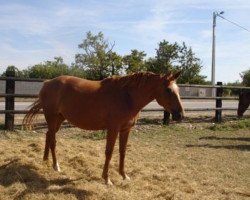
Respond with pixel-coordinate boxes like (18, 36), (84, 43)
(39, 76), (137, 130)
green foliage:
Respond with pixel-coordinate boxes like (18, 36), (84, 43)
(75, 31), (123, 80)
(108, 52), (123, 76)
(67, 64), (86, 78)
(123, 49), (146, 74)
(146, 40), (179, 74)
(27, 57), (71, 79)
(176, 42), (207, 84)
(1, 66), (27, 78)
(145, 41), (206, 84)
(18, 57), (86, 79)
(241, 69), (250, 86)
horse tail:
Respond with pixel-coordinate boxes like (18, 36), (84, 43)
(23, 99), (42, 130)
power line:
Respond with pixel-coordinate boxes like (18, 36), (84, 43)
(218, 15), (250, 33)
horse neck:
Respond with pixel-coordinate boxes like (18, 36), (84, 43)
(128, 76), (160, 113)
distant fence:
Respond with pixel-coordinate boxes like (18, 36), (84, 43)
(0, 71), (250, 130)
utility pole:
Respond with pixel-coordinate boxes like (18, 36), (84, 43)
(211, 12), (216, 87)
(211, 11), (224, 96)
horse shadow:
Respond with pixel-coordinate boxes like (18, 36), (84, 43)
(199, 136), (250, 142)
(186, 144), (250, 151)
(0, 159), (92, 200)
(186, 136), (250, 151)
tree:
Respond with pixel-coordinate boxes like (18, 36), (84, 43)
(27, 57), (70, 79)
(241, 69), (250, 86)
(176, 42), (206, 84)
(123, 49), (146, 74)
(145, 41), (206, 84)
(108, 52), (123, 76)
(68, 63), (86, 78)
(75, 31), (122, 80)
(1, 66), (27, 77)
(146, 40), (179, 74)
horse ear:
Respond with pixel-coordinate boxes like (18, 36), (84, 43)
(163, 72), (173, 86)
(163, 72), (172, 80)
(170, 70), (182, 81)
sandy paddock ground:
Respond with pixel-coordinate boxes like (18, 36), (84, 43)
(0, 115), (250, 200)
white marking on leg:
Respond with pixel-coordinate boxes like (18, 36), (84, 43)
(53, 162), (61, 172)
(106, 178), (113, 186)
(124, 174), (130, 181)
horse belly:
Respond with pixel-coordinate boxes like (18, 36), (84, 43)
(62, 110), (108, 130)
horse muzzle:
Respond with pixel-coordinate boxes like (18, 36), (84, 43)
(237, 110), (243, 117)
(172, 110), (184, 121)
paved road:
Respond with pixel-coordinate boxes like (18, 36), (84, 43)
(0, 100), (239, 111)
(144, 100), (238, 110)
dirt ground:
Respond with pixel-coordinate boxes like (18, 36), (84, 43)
(0, 116), (249, 200)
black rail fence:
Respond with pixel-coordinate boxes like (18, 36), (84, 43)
(0, 71), (250, 130)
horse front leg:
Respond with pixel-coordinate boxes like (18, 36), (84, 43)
(119, 129), (131, 181)
(102, 130), (118, 185)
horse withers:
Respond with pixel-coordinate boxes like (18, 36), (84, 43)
(23, 71), (184, 185)
(238, 91), (250, 117)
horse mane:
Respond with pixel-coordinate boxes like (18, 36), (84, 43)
(103, 72), (161, 89)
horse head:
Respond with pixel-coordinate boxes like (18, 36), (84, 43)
(155, 71), (184, 121)
(237, 91), (250, 117)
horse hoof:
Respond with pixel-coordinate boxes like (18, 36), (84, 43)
(53, 163), (61, 172)
(123, 174), (130, 181)
(105, 178), (113, 186)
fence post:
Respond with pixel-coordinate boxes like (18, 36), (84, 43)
(163, 111), (170, 125)
(4, 69), (15, 130)
(215, 82), (223, 123)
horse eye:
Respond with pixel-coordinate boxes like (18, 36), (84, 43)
(165, 88), (172, 94)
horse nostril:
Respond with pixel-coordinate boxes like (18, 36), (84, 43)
(172, 111), (183, 121)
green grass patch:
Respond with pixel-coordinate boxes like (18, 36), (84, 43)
(64, 130), (107, 140)
(208, 118), (250, 131)
(90, 130), (107, 140)
(138, 117), (162, 125)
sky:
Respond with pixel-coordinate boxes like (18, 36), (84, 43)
(0, 0), (250, 83)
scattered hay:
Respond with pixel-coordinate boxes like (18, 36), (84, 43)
(0, 119), (250, 199)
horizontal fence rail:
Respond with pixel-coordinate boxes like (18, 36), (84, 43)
(0, 77), (45, 82)
(179, 84), (250, 90)
(1, 107), (246, 115)
(0, 94), (38, 98)
(0, 73), (250, 130)
(0, 94), (240, 100)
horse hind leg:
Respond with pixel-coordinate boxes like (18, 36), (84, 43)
(43, 113), (64, 172)
(43, 132), (50, 161)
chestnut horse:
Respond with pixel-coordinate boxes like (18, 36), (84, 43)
(238, 91), (250, 117)
(23, 71), (184, 185)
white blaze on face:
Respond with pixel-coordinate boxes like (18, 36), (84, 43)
(169, 82), (184, 116)
(169, 82), (180, 97)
